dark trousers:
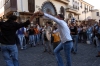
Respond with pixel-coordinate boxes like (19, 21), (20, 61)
(83, 32), (87, 42)
(53, 41), (60, 50)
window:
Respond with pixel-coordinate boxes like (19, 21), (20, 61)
(78, 7), (79, 10)
(73, 5), (74, 8)
(91, 7), (92, 10)
(84, 4), (86, 10)
(68, 13), (73, 18)
(42, 2), (57, 15)
(80, 2), (82, 8)
(89, 7), (92, 11)
(87, 6), (88, 11)
(28, 0), (35, 12)
(0, 1), (1, 8)
(78, 15), (79, 19)
(96, 12), (99, 16)
(89, 7), (90, 11)
(78, 2), (79, 10)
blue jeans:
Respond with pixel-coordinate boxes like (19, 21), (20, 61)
(54, 41), (73, 66)
(34, 35), (36, 44)
(95, 36), (100, 52)
(29, 35), (35, 46)
(18, 34), (24, 49)
(38, 33), (41, 42)
(37, 34), (40, 44)
(34, 34), (40, 45)
(71, 35), (78, 53)
(41, 33), (44, 44)
(1, 44), (19, 66)
(87, 33), (92, 44)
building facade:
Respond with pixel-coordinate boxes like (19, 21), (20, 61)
(0, 0), (5, 21)
(78, 0), (94, 20)
(0, 0), (100, 24)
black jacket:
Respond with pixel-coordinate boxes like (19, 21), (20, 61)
(0, 20), (30, 45)
(28, 29), (35, 35)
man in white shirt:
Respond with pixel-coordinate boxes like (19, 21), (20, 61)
(38, 12), (73, 66)
(43, 22), (52, 54)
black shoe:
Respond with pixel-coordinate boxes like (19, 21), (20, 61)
(48, 51), (52, 54)
(43, 50), (47, 52)
(33, 45), (36, 47)
(96, 55), (100, 57)
(31, 44), (33, 47)
(73, 52), (77, 54)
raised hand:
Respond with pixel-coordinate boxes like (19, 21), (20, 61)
(29, 12), (40, 22)
(38, 11), (44, 17)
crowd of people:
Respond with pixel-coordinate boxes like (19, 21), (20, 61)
(0, 11), (100, 66)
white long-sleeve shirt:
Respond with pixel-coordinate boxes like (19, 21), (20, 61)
(44, 13), (72, 43)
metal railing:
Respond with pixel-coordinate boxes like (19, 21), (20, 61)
(66, 5), (78, 11)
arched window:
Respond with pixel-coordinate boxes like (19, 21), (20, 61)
(42, 2), (57, 15)
(60, 6), (65, 16)
(68, 13), (73, 18)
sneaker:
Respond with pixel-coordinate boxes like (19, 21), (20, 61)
(31, 44), (33, 47)
(73, 52), (77, 54)
(43, 49), (47, 52)
(96, 55), (100, 57)
(48, 51), (53, 54)
(21, 48), (23, 50)
(33, 45), (36, 47)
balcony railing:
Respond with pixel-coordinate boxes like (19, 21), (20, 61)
(54, 0), (70, 4)
(66, 5), (80, 15)
(66, 5), (78, 11)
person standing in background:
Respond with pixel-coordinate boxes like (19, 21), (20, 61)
(43, 22), (52, 54)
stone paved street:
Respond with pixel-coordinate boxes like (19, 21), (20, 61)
(0, 43), (100, 66)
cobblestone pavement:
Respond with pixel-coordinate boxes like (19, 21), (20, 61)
(0, 43), (100, 66)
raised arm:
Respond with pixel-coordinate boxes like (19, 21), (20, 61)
(16, 12), (39, 29)
(44, 13), (62, 25)
(38, 11), (62, 25)
(29, 12), (37, 22)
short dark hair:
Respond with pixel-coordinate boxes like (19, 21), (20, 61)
(8, 15), (17, 21)
(46, 22), (51, 24)
(58, 14), (64, 20)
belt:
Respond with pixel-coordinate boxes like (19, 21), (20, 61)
(64, 40), (73, 43)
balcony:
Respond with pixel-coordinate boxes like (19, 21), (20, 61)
(4, 0), (17, 16)
(65, 5), (80, 15)
(54, 0), (70, 4)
